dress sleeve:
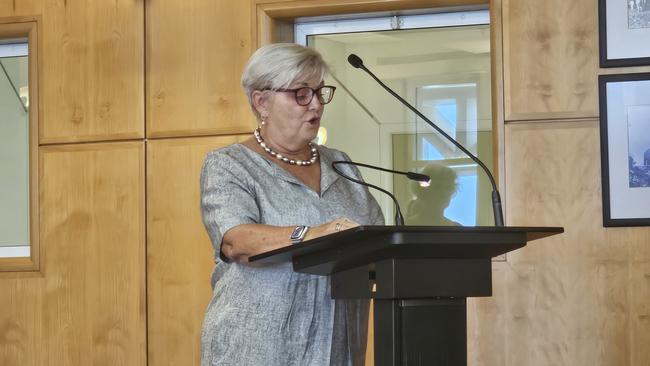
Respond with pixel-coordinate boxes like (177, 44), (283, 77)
(200, 150), (260, 262)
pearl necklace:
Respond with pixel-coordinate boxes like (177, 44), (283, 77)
(254, 128), (318, 166)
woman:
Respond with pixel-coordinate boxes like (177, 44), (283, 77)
(200, 43), (384, 366)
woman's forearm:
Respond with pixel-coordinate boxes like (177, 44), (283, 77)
(222, 218), (359, 263)
(221, 224), (293, 263)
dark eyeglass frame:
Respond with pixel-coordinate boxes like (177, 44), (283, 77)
(264, 85), (337, 106)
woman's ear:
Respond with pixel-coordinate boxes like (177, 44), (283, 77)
(251, 90), (269, 117)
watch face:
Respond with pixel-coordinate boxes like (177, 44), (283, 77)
(290, 226), (308, 241)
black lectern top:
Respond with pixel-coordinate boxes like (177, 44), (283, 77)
(249, 226), (563, 275)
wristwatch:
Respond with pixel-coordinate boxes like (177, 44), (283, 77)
(290, 225), (310, 244)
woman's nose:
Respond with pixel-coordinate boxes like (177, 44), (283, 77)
(308, 94), (323, 110)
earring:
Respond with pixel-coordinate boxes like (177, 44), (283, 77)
(260, 114), (268, 125)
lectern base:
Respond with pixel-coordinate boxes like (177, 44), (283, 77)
(374, 298), (467, 366)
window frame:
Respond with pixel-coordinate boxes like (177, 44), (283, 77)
(294, 10), (490, 46)
(0, 17), (41, 272)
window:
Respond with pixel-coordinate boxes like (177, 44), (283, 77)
(297, 10), (495, 225)
(0, 19), (39, 270)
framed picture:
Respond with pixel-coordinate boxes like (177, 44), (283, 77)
(599, 0), (650, 67)
(599, 73), (650, 226)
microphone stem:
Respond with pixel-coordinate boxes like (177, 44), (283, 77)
(332, 162), (405, 226)
(358, 64), (504, 226)
(341, 160), (409, 178)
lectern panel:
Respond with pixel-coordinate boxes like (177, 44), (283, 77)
(332, 259), (492, 299)
(375, 258), (492, 299)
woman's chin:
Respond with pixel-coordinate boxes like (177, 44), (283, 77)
(303, 123), (320, 137)
(306, 134), (319, 144)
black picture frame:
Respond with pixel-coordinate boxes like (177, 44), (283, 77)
(599, 73), (650, 227)
(599, 0), (650, 67)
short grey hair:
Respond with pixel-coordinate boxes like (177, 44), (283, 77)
(241, 43), (329, 117)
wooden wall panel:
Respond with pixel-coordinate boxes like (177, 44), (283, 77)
(0, 276), (43, 366)
(146, 0), (255, 138)
(468, 120), (650, 366)
(146, 135), (247, 366)
(39, 142), (146, 365)
(467, 262), (507, 366)
(1, 0), (144, 143)
(502, 0), (599, 121)
(37, 0), (144, 143)
(0, 1), (42, 16)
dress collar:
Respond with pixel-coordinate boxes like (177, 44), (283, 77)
(237, 143), (340, 197)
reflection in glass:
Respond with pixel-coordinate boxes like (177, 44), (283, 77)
(405, 163), (461, 226)
(0, 41), (30, 257)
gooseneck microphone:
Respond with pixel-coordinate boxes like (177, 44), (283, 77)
(347, 53), (505, 227)
(347, 54), (364, 69)
(332, 160), (431, 226)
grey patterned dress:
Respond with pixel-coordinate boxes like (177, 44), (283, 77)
(199, 143), (384, 366)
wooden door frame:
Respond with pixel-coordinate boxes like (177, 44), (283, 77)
(252, 0), (506, 197)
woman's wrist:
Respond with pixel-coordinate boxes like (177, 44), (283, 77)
(289, 225), (310, 243)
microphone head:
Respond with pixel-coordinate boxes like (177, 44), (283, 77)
(347, 54), (364, 69)
(406, 172), (431, 187)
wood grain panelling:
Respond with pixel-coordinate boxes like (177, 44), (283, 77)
(255, 0), (488, 19)
(0, 276), (43, 366)
(502, 0), (599, 121)
(146, 135), (247, 366)
(1, 0), (144, 143)
(467, 262), (507, 366)
(146, 1), (254, 138)
(255, 0), (489, 45)
(465, 120), (650, 366)
(40, 142), (146, 365)
(0, 1), (42, 16)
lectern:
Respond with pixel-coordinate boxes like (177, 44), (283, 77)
(250, 226), (563, 366)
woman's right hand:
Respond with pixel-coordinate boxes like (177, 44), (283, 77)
(304, 217), (359, 241)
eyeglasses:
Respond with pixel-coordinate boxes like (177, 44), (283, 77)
(266, 85), (336, 106)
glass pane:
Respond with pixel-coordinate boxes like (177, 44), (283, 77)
(0, 41), (30, 257)
(309, 23), (493, 225)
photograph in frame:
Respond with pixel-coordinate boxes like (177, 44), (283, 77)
(599, 0), (650, 67)
(599, 73), (650, 226)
